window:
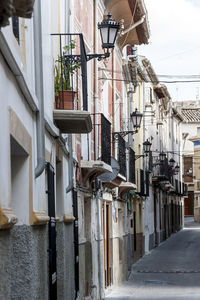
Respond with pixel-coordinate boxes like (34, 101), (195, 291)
(12, 16), (20, 44)
(11, 135), (29, 224)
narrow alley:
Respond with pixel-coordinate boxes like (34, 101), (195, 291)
(106, 218), (200, 300)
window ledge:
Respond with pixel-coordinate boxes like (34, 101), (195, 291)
(0, 207), (18, 229)
(32, 211), (50, 226)
(63, 213), (75, 223)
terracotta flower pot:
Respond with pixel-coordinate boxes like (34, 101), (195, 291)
(55, 90), (77, 110)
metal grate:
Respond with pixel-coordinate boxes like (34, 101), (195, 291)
(160, 158), (169, 179)
(101, 114), (111, 165)
(92, 113), (111, 165)
(129, 148), (135, 184)
(51, 33), (88, 111)
(118, 135), (126, 177)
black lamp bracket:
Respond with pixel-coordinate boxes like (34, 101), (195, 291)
(65, 51), (110, 63)
(113, 130), (138, 139)
(135, 154), (144, 160)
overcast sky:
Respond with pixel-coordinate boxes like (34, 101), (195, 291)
(139, 0), (200, 101)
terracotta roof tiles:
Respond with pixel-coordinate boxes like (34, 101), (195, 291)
(181, 109), (200, 122)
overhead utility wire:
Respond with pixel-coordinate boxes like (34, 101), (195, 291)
(99, 67), (200, 78)
(98, 77), (200, 84)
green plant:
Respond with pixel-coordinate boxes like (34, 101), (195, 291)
(54, 40), (81, 97)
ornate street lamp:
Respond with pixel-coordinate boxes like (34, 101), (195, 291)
(135, 139), (152, 160)
(159, 151), (166, 163)
(60, 13), (120, 64)
(86, 13), (120, 61)
(143, 139), (152, 153)
(98, 13), (120, 50)
(131, 108), (143, 129)
(113, 108), (143, 138)
(174, 164), (180, 175)
(169, 158), (175, 167)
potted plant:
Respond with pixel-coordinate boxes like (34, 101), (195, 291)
(55, 40), (81, 110)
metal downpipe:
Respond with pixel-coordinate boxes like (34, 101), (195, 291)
(93, 1), (102, 298)
(96, 188), (102, 300)
(66, 134), (73, 193)
(34, 0), (46, 178)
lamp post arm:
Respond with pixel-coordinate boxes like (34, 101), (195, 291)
(120, 15), (146, 36)
(87, 51), (110, 61)
(135, 154), (144, 160)
(113, 130), (138, 139)
(64, 52), (110, 63)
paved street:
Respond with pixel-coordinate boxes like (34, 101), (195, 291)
(105, 218), (200, 300)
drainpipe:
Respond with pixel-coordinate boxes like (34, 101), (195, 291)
(65, 2), (74, 194)
(66, 134), (73, 193)
(34, 0), (46, 178)
(94, 0), (98, 159)
(95, 187), (102, 300)
(94, 1), (102, 299)
(128, 84), (135, 149)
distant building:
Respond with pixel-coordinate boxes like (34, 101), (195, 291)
(174, 100), (200, 219)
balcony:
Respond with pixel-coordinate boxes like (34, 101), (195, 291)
(117, 134), (126, 178)
(136, 169), (149, 197)
(0, 0), (35, 27)
(129, 148), (136, 184)
(52, 33), (92, 134)
(13, 0), (35, 18)
(81, 114), (112, 184)
(152, 158), (170, 183)
(118, 148), (137, 196)
(182, 182), (188, 197)
(152, 158), (176, 192)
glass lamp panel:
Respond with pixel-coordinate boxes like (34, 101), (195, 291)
(169, 158), (175, 167)
(175, 165), (180, 173)
(131, 114), (137, 127)
(143, 140), (151, 153)
(109, 27), (117, 45)
(100, 27), (108, 47)
(159, 152), (166, 162)
(131, 110), (143, 128)
(136, 114), (142, 128)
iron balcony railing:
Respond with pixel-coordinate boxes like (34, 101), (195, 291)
(51, 33), (88, 111)
(160, 158), (170, 179)
(117, 134), (126, 178)
(153, 157), (174, 183)
(136, 169), (149, 197)
(183, 183), (188, 196)
(129, 148), (136, 184)
(91, 114), (111, 165)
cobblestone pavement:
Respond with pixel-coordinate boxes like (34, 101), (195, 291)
(105, 217), (200, 300)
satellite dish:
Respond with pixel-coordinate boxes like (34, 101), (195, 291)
(98, 157), (120, 182)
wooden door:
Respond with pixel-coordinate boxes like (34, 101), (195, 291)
(184, 192), (194, 216)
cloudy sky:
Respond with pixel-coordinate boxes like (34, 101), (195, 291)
(139, 0), (200, 101)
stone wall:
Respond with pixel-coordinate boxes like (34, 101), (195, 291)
(0, 225), (48, 300)
(0, 222), (75, 300)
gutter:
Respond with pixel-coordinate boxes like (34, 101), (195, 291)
(66, 1), (74, 194)
(0, 30), (39, 112)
